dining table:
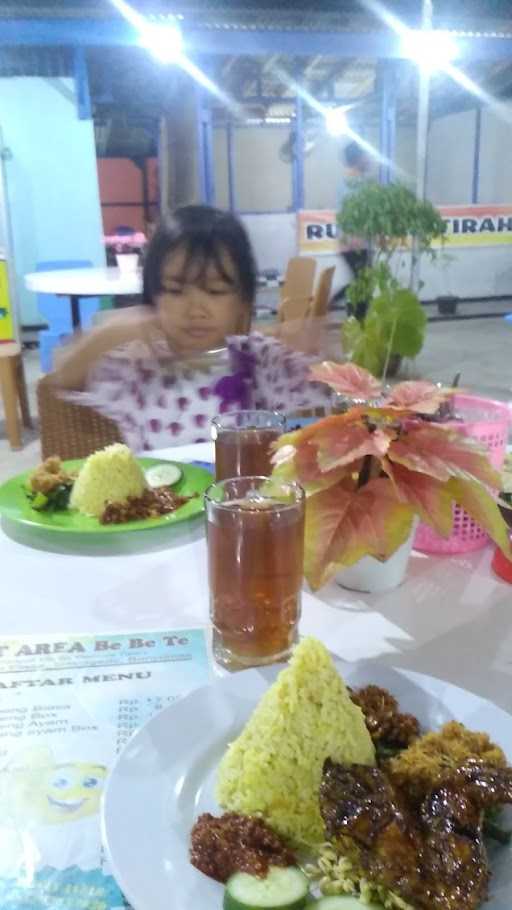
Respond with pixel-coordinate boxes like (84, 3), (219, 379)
(2, 440), (511, 713)
(25, 266), (142, 330)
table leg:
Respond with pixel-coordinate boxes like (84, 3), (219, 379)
(15, 354), (33, 429)
(0, 356), (22, 449)
(71, 295), (81, 330)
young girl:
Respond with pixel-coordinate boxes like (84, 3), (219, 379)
(54, 206), (330, 450)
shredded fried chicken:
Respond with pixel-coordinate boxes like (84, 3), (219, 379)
(29, 456), (75, 495)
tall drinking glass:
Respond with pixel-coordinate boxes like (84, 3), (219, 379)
(205, 476), (305, 670)
(212, 410), (286, 481)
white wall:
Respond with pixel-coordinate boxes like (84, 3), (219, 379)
(240, 213), (296, 272)
(233, 126), (292, 212)
(0, 77), (105, 325)
(427, 110), (476, 205)
(478, 102), (512, 203)
(395, 125), (416, 187)
(304, 134), (341, 210)
(213, 127), (229, 210)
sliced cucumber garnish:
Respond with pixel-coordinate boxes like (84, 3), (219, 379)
(145, 463), (182, 488)
(315, 897), (383, 909)
(224, 866), (309, 910)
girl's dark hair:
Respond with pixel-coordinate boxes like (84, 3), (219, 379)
(143, 205), (257, 308)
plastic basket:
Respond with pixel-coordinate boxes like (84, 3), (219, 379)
(414, 394), (511, 554)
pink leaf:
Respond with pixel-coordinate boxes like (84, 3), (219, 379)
(304, 478), (414, 590)
(316, 425), (391, 472)
(383, 460), (453, 536)
(309, 362), (382, 399)
(386, 381), (449, 415)
(388, 424), (501, 487)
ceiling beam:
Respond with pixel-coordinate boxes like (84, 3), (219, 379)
(3, 19), (512, 60)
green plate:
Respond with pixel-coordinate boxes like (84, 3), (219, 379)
(0, 458), (213, 534)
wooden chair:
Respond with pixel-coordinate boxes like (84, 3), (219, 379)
(278, 257), (316, 322)
(311, 266), (336, 318)
(37, 375), (122, 460)
(0, 342), (32, 450)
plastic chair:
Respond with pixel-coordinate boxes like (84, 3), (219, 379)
(311, 266), (336, 318)
(36, 260), (99, 333)
(278, 257), (316, 322)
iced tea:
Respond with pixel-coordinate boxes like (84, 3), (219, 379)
(205, 477), (305, 669)
(212, 411), (286, 481)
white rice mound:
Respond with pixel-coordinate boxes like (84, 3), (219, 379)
(216, 637), (375, 846)
(70, 443), (146, 517)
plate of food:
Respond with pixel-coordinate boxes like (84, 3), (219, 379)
(0, 443), (213, 533)
(102, 638), (512, 910)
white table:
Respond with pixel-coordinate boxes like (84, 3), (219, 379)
(25, 267), (143, 329)
(1, 442), (511, 711)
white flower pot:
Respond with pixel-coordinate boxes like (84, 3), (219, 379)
(116, 253), (139, 273)
(336, 521), (417, 594)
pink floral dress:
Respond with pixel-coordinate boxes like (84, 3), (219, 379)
(67, 332), (331, 450)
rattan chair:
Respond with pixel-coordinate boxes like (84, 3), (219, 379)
(37, 375), (122, 460)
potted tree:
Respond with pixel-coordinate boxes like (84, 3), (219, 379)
(338, 182), (446, 378)
(272, 362), (509, 593)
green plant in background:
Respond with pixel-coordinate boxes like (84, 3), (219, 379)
(342, 263), (427, 378)
(338, 181), (446, 378)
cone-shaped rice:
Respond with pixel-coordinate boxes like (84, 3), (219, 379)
(216, 637), (375, 846)
(70, 443), (145, 517)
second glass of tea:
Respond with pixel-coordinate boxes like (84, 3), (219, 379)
(212, 410), (286, 481)
(205, 476), (305, 670)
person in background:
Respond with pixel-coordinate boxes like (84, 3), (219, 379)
(52, 205), (330, 450)
(339, 140), (371, 280)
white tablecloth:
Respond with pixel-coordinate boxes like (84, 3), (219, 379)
(25, 267), (142, 298)
(1, 443), (511, 710)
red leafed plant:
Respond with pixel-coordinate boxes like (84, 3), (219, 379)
(272, 363), (510, 590)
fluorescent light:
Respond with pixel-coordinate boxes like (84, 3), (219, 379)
(401, 29), (459, 71)
(325, 106), (348, 137)
(139, 20), (184, 64)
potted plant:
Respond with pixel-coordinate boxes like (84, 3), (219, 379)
(341, 262), (427, 379)
(272, 363), (510, 593)
(115, 242), (140, 273)
(338, 182), (447, 378)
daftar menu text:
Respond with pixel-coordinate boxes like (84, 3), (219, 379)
(0, 629), (211, 909)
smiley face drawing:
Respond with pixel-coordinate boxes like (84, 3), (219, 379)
(1, 749), (107, 826)
(37, 763), (107, 824)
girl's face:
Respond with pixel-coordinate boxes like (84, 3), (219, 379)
(155, 245), (250, 354)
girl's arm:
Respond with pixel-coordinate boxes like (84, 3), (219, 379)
(51, 307), (161, 391)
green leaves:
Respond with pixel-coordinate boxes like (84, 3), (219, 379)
(341, 264), (427, 377)
(338, 180), (446, 254)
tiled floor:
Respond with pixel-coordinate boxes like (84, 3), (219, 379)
(1, 313), (511, 482)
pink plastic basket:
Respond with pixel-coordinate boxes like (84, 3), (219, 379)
(414, 394), (511, 554)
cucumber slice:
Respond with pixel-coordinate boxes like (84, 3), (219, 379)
(315, 897), (383, 909)
(145, 463), (182, 488)
(224, 866), (309, 910)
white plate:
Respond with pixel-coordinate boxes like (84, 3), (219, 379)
(102, 662), (512, 910)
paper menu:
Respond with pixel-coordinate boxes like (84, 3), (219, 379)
(0, 628), (211, 909)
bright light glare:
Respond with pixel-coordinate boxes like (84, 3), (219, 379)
(401, 29), (459, 72)
(325, 106), (348, 137)
(139, 22), (183, 64)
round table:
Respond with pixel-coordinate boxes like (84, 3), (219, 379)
(1, 441), (511, 711)
(25, 267), (143, 330)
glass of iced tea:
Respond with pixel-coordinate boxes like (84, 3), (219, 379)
(205, 476), (305, 670)
(212, 410), (286, 481)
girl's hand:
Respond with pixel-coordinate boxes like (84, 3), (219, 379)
(52, 305), (163, 391)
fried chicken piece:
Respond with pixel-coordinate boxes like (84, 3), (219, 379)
(319, 757), (512, 910)
(350, 684), (420, 748)
(29, 456), (74, 495)
(388, 721), (507, 803)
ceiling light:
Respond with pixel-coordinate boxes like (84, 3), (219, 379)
(401, 29), (459, 72)
(325, 106), (348, 137)
(139, 20), (184, 64)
